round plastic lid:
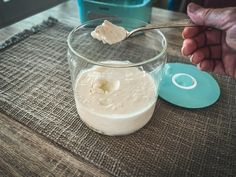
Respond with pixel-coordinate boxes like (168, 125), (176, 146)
(159, 63), (220, 108)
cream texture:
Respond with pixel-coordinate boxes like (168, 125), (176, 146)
(91, 20), (127, 45)
(74, 62), (157, 135)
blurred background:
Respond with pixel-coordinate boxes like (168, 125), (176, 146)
(0, 0), (67, 28)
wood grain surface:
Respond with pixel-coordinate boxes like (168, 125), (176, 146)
(0, 0), (189, 176)
(0, 113), (111, 177)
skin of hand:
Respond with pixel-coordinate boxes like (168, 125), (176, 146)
(181, 3), (236, 78)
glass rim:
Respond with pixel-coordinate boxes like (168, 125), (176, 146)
(67, 17), (167, 68)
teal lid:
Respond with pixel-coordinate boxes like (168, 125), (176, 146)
(159, 63), (220, 108)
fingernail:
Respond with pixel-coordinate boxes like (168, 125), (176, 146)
(188, 3), (201, 13)
(197, 63), (201, 70)
(189, 55), (193, 63)
(181, 46), (185, 55)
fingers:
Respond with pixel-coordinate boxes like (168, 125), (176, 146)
(191, 45), (222, 73)
(223, 53), (236, 78)
(189, 45), (236, 78)
(213, 60), (226, 75)
(184, 43), (224, 76)
(198, 60), (226, 75)
(182, 38), (197, 56)
(182, 29), (222, 56)
(190, 47), (208, 64)
(181, 28), (222, 58)
(203, 29), (222, 45)
(190, 45), (222, 64)
(182, 27), (203, 39)
(197, 60), (214, 72)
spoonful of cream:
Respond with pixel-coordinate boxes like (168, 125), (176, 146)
(91, 19), (198, 45)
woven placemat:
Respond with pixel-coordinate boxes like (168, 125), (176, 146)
(0, 17), (236, 177)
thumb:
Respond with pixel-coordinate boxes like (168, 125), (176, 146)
(187, 3), (236, 50)
(187, 3), (229, 30)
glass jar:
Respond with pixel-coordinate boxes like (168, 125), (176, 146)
(67, 17), (167, 136)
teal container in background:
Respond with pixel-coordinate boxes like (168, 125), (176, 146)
(77, 0), (152, 23)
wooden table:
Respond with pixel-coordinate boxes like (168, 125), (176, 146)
(0, 1), (189, 176)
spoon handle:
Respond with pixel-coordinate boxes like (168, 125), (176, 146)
(128, 19), (198, 37)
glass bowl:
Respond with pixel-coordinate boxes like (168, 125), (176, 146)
(67, 17), (167, 136)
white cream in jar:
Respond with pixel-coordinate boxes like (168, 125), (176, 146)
(74, 61), (157, 135)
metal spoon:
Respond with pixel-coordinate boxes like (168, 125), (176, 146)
(90, 19), (198, 44)
(126, 19), (197, 38)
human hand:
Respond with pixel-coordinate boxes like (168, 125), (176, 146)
(181, 3), (236, 78)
